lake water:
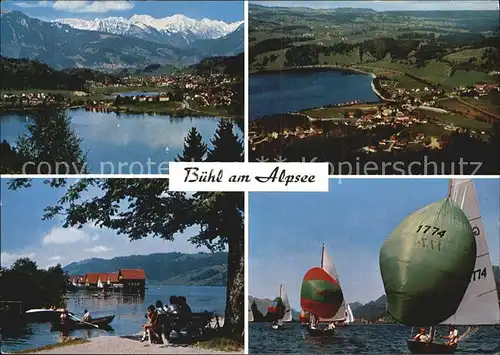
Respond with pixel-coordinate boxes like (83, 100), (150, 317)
(249, 323), (500, 354)
(249, 70), (380, 120)
(0, 108), (242, 174)
(0, 286), (226, 353)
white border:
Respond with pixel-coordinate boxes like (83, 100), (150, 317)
(1, 174), (498, 179)
(243, 0), (249, 352)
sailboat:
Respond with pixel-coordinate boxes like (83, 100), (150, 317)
(380, 179), (500, 354)
(248, 305), (254, 323)
(337, 304), (355, 327)
(268, 284), (292, 329)
(300, 244), (345, 337)
(299, 309), (310, 326)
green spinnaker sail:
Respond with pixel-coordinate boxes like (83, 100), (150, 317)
(379, 197), (476, 326)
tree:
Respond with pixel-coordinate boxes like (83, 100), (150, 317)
(14, 108), (87, 174)
(207, 120), (244, 162)
(175, 127), (208, 162)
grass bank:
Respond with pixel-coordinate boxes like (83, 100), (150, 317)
(194, 337), (243, 353)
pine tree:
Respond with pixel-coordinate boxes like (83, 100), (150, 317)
(175, 127), (208, 162)
(207, 120), (243, 162)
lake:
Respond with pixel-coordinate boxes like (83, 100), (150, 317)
(249, 70), (380, 120)
(0, 286), (226, 353)
(249, 323), (500, 354)
(0, 107), (242, 174)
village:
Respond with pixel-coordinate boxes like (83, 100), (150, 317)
(250, 82), (499, 155)
(67, 269), (147, 294)
(0, 72), (238, 114)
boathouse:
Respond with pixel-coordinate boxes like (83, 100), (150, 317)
(84, 273), (99, 288)
(118, 269), (146, 294)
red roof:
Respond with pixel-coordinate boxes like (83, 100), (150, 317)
(108, 272), (119, 283)
(97, 273), (108, 283)
(85, 273), (100, 284)
(119, 269), (146, 280)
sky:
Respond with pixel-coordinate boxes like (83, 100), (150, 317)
(249, 178), (500, 308)
(2, 1), (244, 22)
(250, 1), (499, 11)
(0, 178), (211, 270)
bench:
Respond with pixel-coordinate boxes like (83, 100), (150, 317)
(151, 311), (219, 344)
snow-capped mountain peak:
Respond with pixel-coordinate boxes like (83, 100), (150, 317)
(53, 14), (243, 41)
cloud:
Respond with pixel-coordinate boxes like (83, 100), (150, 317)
(42, 227), (97, 245)
(84, 245), (112, 253)
(1, 252), (36, 268)
(52, 1), (134, 13)
(14, 1), (51, 8)
(48, 255), (61, 261)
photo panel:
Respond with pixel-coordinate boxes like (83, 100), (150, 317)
(0, 0), (244, 175)
(0, 177), (244, 353)
(248, 0), (500, 175)
(248, 178), (500, 353)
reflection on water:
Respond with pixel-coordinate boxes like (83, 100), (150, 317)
(0, 108), (242, 174)
(1, 286), (226, 352)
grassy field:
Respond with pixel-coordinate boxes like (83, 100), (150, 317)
(415, 108), (492, 131)
(442, 48), (489, 63)
(461, 94), (500, 115)
(302, 103), (383, 118)
(443, 70), (496, 88)
(117, 101), (182, 113)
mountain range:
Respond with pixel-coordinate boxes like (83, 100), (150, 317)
(63, 252), (227, 286)
(0, 11), (243, 70)
(54, 14), (243, 47)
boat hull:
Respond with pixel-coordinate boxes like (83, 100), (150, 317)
(52, 315), (115, 331)
(407, 340), (457, 354)
(305, 327), (335, 337)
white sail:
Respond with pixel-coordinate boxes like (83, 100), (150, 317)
(440, 179), (500, 326)
(347, 304), (355, 323)
(248, 306), (254, 322)
(280, 284), (293, 322)
(319, 245), (346, 323)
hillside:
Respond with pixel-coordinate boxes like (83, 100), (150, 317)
(63, 252), (227, 287)
(249, 4), (499, 89)
(0, 56), (121, 91)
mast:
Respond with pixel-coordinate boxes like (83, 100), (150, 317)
(447, 179), (452, 197)
(320, 243), (324, 268)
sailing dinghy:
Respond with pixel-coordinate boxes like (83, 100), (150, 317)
(300, 244), (345, 337)
(380, 179), (500, 354)
(268, 284), (292, 329)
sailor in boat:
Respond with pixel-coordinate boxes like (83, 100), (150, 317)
(442, 325), (459, 346)
(82, 309), (92, 322)
(413, 328), (430, 342)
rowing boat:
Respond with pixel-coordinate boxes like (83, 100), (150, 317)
(51, 315), (115, 330)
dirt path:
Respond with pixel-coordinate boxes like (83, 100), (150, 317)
(35, 336), (239, 354)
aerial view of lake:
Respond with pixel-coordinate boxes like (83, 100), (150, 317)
(0, 286), (226, 353)
(0, 107), (242, 174)
(249, 70), (380, 120)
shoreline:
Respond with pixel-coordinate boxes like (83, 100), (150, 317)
(12, 335), (242, 354)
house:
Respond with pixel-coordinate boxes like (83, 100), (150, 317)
(97, 273), (108, 288)
(84, 273), (100, 288)
(107, 272), (121, 288)
(118, 269), (146, 294)
(68, 275), (85, 287)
